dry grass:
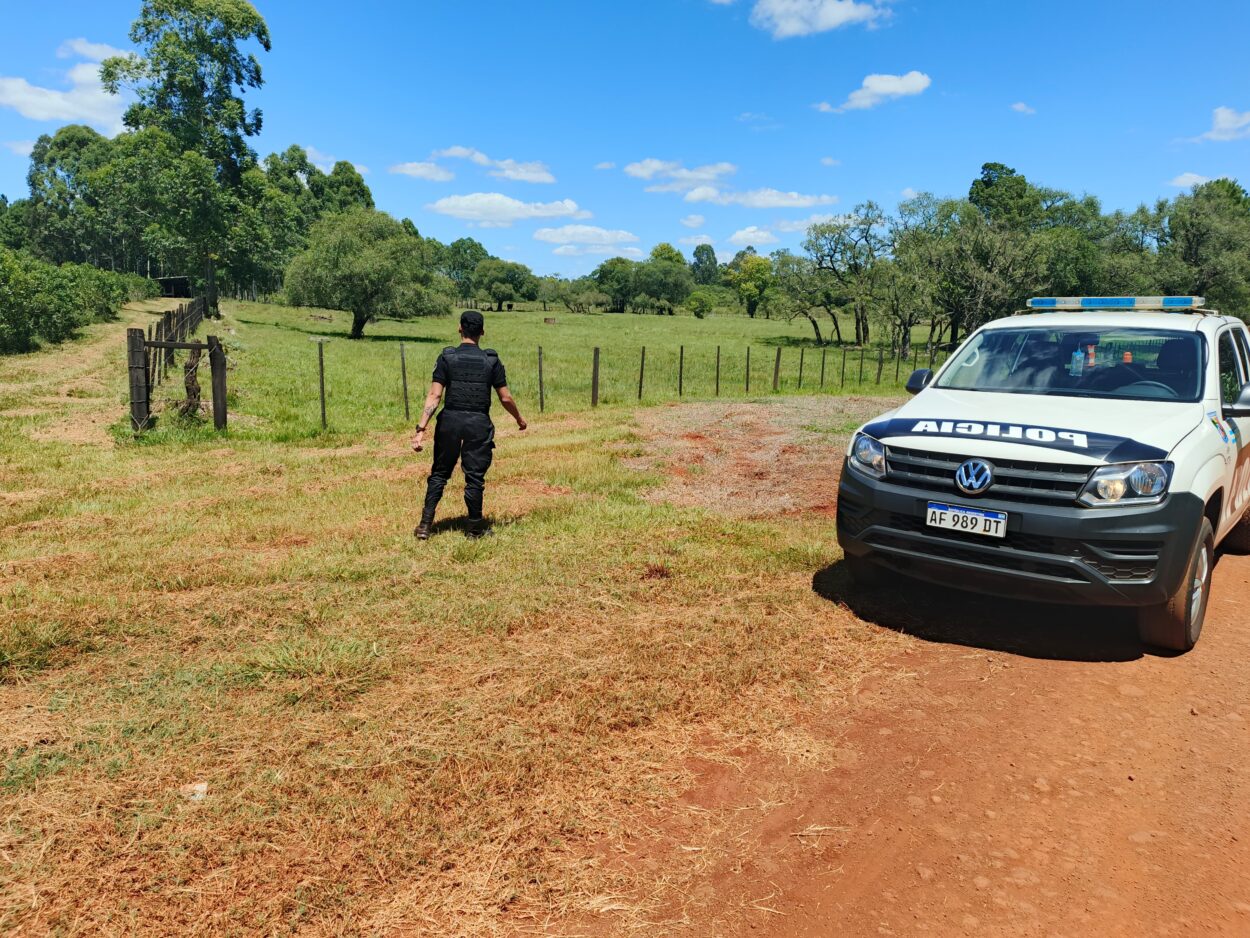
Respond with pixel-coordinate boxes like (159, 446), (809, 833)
(0, 303), (908, 935)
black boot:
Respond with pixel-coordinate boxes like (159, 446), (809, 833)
(465, 518), (492, 540)
(414, 517), (434, 540)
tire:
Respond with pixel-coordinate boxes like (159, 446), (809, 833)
(1137, 517), (1214, 653)
(1222, 509), (1250, 554)
(844, 553), (887, 588)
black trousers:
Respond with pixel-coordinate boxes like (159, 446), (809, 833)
(422, 410), (495, 522)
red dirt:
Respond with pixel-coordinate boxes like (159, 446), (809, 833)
(595, 399), (1250, 936)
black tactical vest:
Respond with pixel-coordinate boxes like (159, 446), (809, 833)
(441, 345), (496, 414)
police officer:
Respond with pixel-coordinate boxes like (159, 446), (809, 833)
(411, 310), (526, 539)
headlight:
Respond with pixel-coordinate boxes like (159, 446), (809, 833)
(850, 433), (887, 479)
(1079, 462), (1172, 507)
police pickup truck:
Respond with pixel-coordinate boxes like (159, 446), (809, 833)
(837, 297), (1250, 652)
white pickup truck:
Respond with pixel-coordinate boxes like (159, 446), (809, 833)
(837, 296), (1250, 652)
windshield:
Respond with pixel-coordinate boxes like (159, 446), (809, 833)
(936, 327), (1203, 401)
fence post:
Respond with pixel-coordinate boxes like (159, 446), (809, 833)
(876, 348), (884, 384)
(894, 348), (902, 383)
(746, 347), (751, 393)
(400, 342), (410, 422)
(127, 328), (150, 431)
(772, 347), (781, 392)
(637, 346), (645, 400)
(317, 340), (327, 429)
(591, 347), (600, 408)
(207, 335), (227, 431)
(715, 345), (721, 396)
(163, 311), (175, 372)
(820, 348), (827, 388)
(912, 346), (919, 372)
(678, 345), (684, 397)
(538, 346), (545, 413)
(858, 347), (866, 383)
(840, 348), (847, 388)
(798, 347), (805, 389)
(928, 344), (935, 370)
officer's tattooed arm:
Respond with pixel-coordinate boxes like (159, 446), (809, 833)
(411, 381), (445, 452)
(495, 385), (527, 431)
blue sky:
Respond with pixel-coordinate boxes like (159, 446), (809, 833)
(2, 0), (1249, 276)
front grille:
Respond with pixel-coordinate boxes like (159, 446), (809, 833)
(843, 507), (1162, 583)
(885, 445), (1092, 505)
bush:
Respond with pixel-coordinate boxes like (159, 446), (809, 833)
(686, 290), (715, 319)
(0, 247), (159, 354)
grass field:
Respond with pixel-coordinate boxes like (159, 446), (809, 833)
(158, 301), (941, 442)
(0, 300), (908, 933)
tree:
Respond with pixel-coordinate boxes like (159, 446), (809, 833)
(102, 0), (272, 313)
(725, 253), (773, 318)
(1159, 179), (1250, 312)
(690, 243), (719, 285)
(803, 203), (886, 343)
(635, 255), (693, 313)
(770, 250), (829, 343)
(685, 290), (714, 319)
(472, 258), (537, 310)
(649, 242), (686, 266)
(592, 256), (637, 313)
(284, 209), (448, 339)
(441, 237), (491, 298)
(536, 275), (562, 311)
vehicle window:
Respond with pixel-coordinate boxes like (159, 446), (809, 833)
(936, 327), (1203, 402)
(1234, 327), (1250, 380)
(1218, 331), (1244, 406)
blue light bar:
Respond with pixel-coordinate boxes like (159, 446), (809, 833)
(1026, 296), (1205, 311)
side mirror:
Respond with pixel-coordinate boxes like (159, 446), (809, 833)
(905, 368), (933, 396)
(1223, 384), (1250, 419)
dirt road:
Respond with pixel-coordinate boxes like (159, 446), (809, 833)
(622, 399), (1250, 936)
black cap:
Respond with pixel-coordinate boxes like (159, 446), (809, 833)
(460, 310), (485, 335)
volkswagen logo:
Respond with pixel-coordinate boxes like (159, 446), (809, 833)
(954, 458), (994, 496)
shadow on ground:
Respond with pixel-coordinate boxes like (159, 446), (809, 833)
(812, 560), (1148, 663)
(236, 317), (447, 344)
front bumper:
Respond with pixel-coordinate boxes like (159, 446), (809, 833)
(836, 459), (1202, 606)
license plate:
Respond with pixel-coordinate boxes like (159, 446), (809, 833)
(925, 501), (1007, 538)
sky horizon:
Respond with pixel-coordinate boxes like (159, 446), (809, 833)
(2, 0), (1248, 277)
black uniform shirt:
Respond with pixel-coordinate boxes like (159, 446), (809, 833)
(432, 343), (507, 413)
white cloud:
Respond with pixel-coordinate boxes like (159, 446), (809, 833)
(533, 224), (638, 246)
(737, 111), (772, 122)
(1169, 172), (1212, 188)
(304, 145), (336, 172)
(433, 145), (555, 183)
(686, 186), (838, 208)
(748, 0), (887, 38)
(773, 212), (837, 232)
(1011, 101), (1036, 115)
(594, 161), (616, 170)
(900, 187), (919, 199)
(57, 38), (128, 62)
(426, 192), (591, 228)
(681, 214), (705, 228)
(624, 158), (737, 193)
(820, 156), (840, 166)
(819, 71), (931, 113)
(3, 140), (35, 157)
(0, 60), (125, 135)
(728, 225), (779, 246)
(390, 160), (454, 182)
(679, 234), (715, 246)
(1196, 106), (1250, 142)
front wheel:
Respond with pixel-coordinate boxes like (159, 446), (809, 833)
(1137, 518), (1213, 653)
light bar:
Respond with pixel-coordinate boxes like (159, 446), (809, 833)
(1026, 296), (1205, 311)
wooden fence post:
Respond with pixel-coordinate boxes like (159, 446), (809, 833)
(745, 347), (751, 393)
(207, 335), (227, 431)
(840, 348), (847, 388)
(912, 346), (919, 372)
(637, 346), (645, 400)
(820, 348), (827, 388)
(876, 348), (885, 384)
(127, 328), (150, 431)
(798, 347), (805, 389)
(591, 347), (600, 408)
(181, 347), (202, 417)
(715, 345), (721, 397)
(858, 347), (866, 383)
(538, 346), (545, 413)
(894, 349), (902, 382)
(678, 345), (684, 397)
(163, 311), (175, 372)
(317, 340), (327, 429)
(772, 347), (781, 392)
(928, 344), (935, 370)
(400, 341), (410, 422)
